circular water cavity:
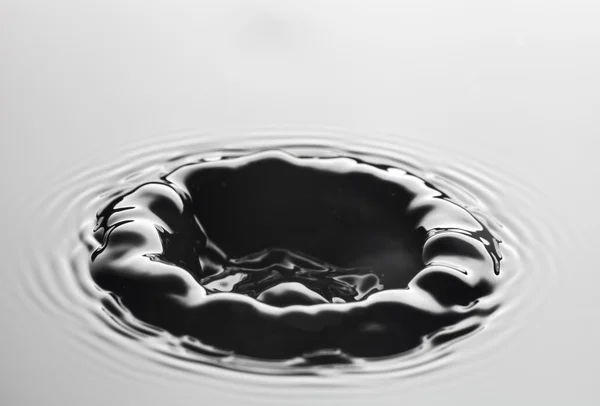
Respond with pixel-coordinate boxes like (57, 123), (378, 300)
(90, 150), (501, 362)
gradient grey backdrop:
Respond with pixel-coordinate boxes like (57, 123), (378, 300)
(1, 1), (598, 405)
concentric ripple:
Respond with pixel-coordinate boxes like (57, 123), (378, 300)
(15, 129), (562, 395)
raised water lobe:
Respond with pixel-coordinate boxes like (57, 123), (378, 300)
(90, 150), (501, 364)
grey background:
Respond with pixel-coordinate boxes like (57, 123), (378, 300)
(1, 0), (598, 404)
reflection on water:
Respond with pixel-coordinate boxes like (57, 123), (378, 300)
(15, 129), (560, 396)
(2, 0), (597, 403)
(89, 149), (501, 367)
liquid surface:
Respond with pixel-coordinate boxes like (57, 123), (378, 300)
(89, 150), (501, 363)
(6, 129), (567, 402)
(3, 1), (597, 404)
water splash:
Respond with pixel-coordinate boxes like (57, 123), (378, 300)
(15, 129), (562, 396)
(89, 149), (501, 363)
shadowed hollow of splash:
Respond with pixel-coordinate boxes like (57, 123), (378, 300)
(90, 151), (501, 363)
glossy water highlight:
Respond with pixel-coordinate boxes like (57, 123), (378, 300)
(88, 146), (501, 365)
(16, 129), (559, 396)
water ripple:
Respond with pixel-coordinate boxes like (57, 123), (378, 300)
(15, 128), (563, 400)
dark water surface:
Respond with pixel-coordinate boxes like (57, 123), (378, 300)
(89, 147), (501, 366)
